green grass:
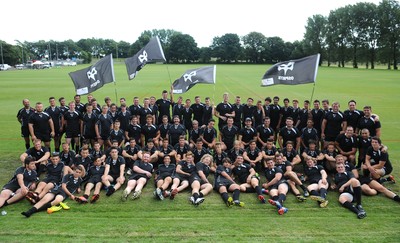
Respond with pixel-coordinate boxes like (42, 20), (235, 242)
(0, 63), (399, 242)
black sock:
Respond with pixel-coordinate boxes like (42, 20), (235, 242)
(25, 143), (30, 150)
(193, 193), (199, 200)
(300, 184), (307, 191)
(272, 195), (278, 201)
(83, 194), (89, 199)
(38, 202), (52, 212)
(75, 145), (80, 153)
(55, 148), (60, 152)
(353, 186), (362, 205)
(199, 192), (204, 198)
(232, 189), (240, 201)
(320, 188), (327, 199)
(278, 193), (286, 204)
(393, 195), (400, 202)
(221, 192), (229, 202)
(3, 200), (9, 207)
(21, 207), (38, 217)
(342, 201), (359, 214)
(255, 186), (262, 195)
(310, 190), (319, 196)
(379, 177), (387, 183)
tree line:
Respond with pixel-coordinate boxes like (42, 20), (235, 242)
(1, 0), (398, 69)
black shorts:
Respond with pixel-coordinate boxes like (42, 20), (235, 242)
(21, 126), (30, 137)
(215, 181), (233, 191)
(268, 180), (288, 191)
(87, 176), (102, 184)
(35, 132), (51, 142)
(172, 174), (189, 182)
(2, 183), (20, 192)
(359, 176), (372, 185)
(83, 133), (96, 140)
(128, 174), (148, 181)
(189, 175), (201, 185)
(42, 177), (61, 185)
(155, 174), (172, 183)
(109, 174), (120, 182)
(65, 130), (80, 138)
(49, 186), (67, 199)
(324, 136), (336, 142)
(307, 179), (321, 185)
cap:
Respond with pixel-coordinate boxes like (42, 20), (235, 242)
(245, 117), (252, 122)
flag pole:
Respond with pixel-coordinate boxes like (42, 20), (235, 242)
(166, 65), (172, 85)
(310, 82), (316, 103)
(114, 82), (118, 103)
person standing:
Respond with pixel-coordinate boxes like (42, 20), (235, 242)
(17, 99), (35, 150)
(45, 97), (62, 152)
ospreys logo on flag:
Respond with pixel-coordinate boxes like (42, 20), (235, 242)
(261, 54), (320, 86)
(69, 54), (115, 95)
(172, 65), (216, 94)
(125, 36), (166, 80)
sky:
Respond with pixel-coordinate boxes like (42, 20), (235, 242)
(1, 0), (382, 47)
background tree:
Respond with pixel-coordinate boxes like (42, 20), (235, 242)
(167, 33), (199, 63)
(262, 36), (286, 63)
(211, 33), (242, 63)
(378, 0), (400, 69)
(303, 14), (327, 65)
(242, 32), (266, 63)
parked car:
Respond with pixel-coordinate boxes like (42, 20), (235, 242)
(15, 64), (24, 70)
(0, 64), (11, 71)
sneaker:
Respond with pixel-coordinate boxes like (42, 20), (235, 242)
(77, 196), (88, 204)
(234, 200), (245, 207)
(26, 191), (39, 204)
(310, 195), (325, 202)
(296, 195), (307, 202)
(31, 192), (40, 201)
(357, 210), (366, 219)
(121, 189), (129, 202)
(25, 194), (37, 204)
(195, 197), (205, 205)
(261, 189), (269, 194)
(156, 188), (164, 201)
(131, 190), (141, 200)
(226, 196), (234, 207)
(278, 207), (288, 215)
(388, 175), (396, 184)
(320, 200), (329, 208)
(303, 189), (310, 197)
(268, 199), (282, 209)
(106, 186), (115, 196)
(47, 205), (62, 214)
(170, 188), (178, 200)
(163, 190), (170, 198)
(258, 195), (266, 204)
(189, 196), (195, 204)
(59, 202), (70, 210)
(356, 205), (365, 213)
(90, 194), (100, 203)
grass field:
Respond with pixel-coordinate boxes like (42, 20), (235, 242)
(0, 63), (399, 242)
